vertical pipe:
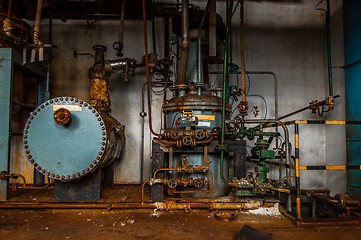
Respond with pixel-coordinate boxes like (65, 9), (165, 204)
(151, 0), (157, 55)
(295, 124), (301, 220)
(117, 0), (125, 55)
(34, 10), (53, 186)
(197, 0), (213, 86)
(178, 0), (189, 86)
(220, 0), (232, 184)
(240, 1), (247, 104)
(164, 16), (170, 59)
(325, 0), (333, 96)
(33, 0), (43, 47)
(45, 10), (52, 101)
(142, 0), (162, 137)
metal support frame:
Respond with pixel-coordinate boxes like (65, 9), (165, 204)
(0, 49), (13, 201)
(263, 119), (361, 225)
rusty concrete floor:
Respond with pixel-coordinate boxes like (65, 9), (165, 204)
(2, 185), (361, 239)
(1, 208), (361, 240)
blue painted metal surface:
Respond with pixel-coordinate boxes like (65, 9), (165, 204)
(24, 97), (108, 181)
(344, 0), (361, 196)
(0, 49), (13, 201)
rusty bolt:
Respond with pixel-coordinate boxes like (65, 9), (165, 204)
(30, 160), (34, 163)
(60, 97), (63, 101)
(53, 108), (71, 125)
(34, 163), (38, 167)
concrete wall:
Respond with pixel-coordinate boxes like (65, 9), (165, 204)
(9, 1), (347, 194)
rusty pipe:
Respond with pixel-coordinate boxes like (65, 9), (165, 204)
(119, 0), (126, 52)
(172, 170), (214, 194)
(7, 0), (12, 17)
(142, 0), (163, 137)
(239, 1), (247, 111)
(0, 201), (264, 210)
(33, 0), (43, 48)
(156, 132), (214, 147)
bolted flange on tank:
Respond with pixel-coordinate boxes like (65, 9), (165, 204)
(23, 97), (125, 182)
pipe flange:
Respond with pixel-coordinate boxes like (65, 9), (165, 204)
(23, 97), (107, 182)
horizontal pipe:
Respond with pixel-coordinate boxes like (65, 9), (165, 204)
(0, 201), (265, 210)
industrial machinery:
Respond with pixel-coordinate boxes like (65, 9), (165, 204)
(22, 45), (133, 201)
(1, 0), (360, 227)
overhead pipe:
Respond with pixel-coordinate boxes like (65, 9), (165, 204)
(177, 0), (190, 86)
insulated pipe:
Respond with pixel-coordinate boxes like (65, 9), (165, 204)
(178, 0), (190, 86)
(142, 0), (163, 137)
